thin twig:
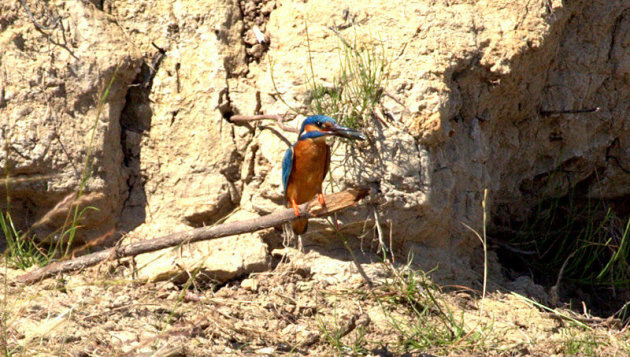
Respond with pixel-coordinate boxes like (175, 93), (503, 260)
(329, 214), (374, 288)
(18, 0), (80, 61)
(542, 312), (622, 328)
(371, 108), (390, 127)
(229, 114), (299, 133)
(383, 91), (411, 114)
(327, 26), (355, 51)
(258, 125), (293, 147)
(388, 219), (394, 264)
(549, 249), (578, 306)
(18, 0), (60, 31)
(140, 42), (167, 89)
(511, 292), (593, 330)
(539, 107), (600, 116)
(341, 238), (374, 288)
(372, 207), (386, 255)
(607, 155), (630, 174)
(300, 313), (370, 347)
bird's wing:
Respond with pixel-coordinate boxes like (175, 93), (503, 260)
(282, 146), (294, 197)
(323, 144), (330, 182)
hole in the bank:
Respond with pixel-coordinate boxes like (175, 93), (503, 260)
(493, 192), (630, 320)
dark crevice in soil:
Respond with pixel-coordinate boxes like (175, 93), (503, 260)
(118, 52), (165, 233)
(218, 86), (237, 121)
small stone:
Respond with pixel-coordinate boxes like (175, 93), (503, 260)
(102, 321), (116, 331)
(243, 1), (256, 14)
(256, 347), (276, 355)
(241, 278), (258, 292)
(111, 330), (136, 345)
(285, 282), (296, 295)
(246, 43), (264, 59)
(261, 1), (275, 15)
(243, 29), (258, 45)
(111, 295), (130, 308)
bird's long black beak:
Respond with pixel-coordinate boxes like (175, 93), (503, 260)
(328, 124), (366, 141)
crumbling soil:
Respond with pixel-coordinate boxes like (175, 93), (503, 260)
(3, 248), (629, 356)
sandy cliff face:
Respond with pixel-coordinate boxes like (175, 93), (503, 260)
(0, 0), (141, 243)
(1, 0), (629, 282)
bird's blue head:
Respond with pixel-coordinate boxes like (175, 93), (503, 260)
(298, 115), (366, 141)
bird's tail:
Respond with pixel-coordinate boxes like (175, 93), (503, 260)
(292, 219), (308, 235)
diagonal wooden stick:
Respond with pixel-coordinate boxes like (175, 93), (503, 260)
(17, 188), (369, 284)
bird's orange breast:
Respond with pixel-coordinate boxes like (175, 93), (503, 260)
(286, 138), (329, 205)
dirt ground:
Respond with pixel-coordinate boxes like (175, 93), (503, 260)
(3, 247), (630, 356)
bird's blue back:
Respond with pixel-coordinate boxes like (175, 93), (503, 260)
(282, 146), (293, 197)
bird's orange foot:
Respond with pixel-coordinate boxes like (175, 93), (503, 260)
(291, 199), (300, 216)
(318, 193), (326, 207)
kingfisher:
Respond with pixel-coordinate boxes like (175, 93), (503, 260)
(282, 115), (366, 234)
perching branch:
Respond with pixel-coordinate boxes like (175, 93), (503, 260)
(17, 188), (369, 284)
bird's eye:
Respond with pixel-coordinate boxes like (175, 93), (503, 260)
(316, 121), (322, 126)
